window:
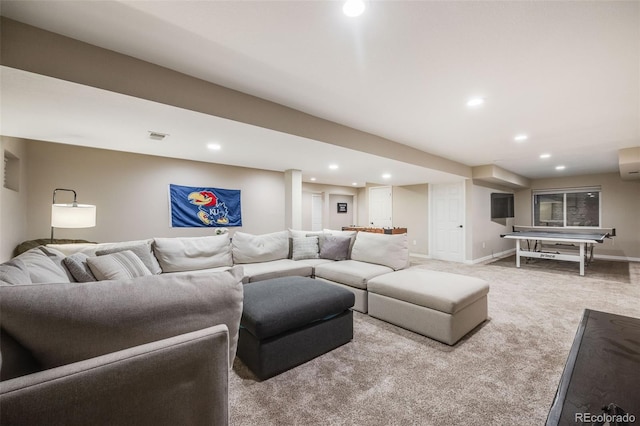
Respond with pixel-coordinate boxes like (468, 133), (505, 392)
(533, 187), (600, 227)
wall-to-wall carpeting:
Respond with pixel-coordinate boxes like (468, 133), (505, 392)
(229, 258), (640, 425)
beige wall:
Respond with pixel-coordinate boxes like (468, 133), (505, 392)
(301, 183), (359, 230)
(393, 184), (429, 256)
(17, 139), (285, 245)
(468, 180), (516, 262)
(515, 173), (640, 260)
(1, 137), (29, 261)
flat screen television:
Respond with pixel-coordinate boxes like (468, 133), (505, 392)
(491, 193), (514, 219)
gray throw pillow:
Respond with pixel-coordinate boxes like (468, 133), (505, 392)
(320, 235), (351, 261)
(63, 253), (97, 283)
(292, 236), (320, 260)
(87, 250), (152, 281)
(0, 259), (32, 285)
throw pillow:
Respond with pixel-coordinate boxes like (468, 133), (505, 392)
(87, 250), (152, 281)
(63, 253), (97, 283)
(39, 246), (76, 282)
(292, 236), (320, 260)
(232, 231), (289, 264)
(0, 259), (32, 285)
(95, 240), (162, 275)
(323, 229), (357, 258)
(153, 235), (233, 273)
(319, 234), (351, 261)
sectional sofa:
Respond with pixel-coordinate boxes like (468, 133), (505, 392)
(0, 228), (489, 424)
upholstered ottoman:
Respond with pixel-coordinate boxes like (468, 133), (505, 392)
(367, 269), (489, 345)
(237, 276), (355, 380)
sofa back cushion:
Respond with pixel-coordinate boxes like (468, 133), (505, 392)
(14, 248), (70, 284)
(232, 231), (289, 264)
(350, 232), (409, 270)
(153, 235), (232, 272)
(0, 266), (245, 379)
(0, 259), (32, 285)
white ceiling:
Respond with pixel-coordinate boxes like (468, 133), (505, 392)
(1, 0), (639, 185)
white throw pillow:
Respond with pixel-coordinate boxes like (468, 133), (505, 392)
(87, 250), (152, 281)
(292, 236), (320, 260)
(232, 231), (289, 264)
(153, 235), (232, 272)
(350, 232), (409, 271)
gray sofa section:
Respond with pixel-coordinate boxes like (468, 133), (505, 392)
(0, 266), (244, 425)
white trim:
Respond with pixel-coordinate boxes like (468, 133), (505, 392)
(409, 252), (431, 259)
(593, 254), (640, 263)
(469, 248), (515, 264)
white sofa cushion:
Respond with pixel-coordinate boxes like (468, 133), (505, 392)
(232, 231), (289, 264)
(351, 232), (409, 271)
(314, 260), (393, 290)
(153, 235), (232, 272)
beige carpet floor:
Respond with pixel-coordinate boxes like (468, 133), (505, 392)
(229, 258), (640, 425)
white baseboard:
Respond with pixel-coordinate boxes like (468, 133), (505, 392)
(593, 254), (640, 263)
(470, 248), (515, 264)
(409, 252), (430, 259)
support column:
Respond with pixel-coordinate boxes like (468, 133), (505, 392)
(284, 169), (302, 230)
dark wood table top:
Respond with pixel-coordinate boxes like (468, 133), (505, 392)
(547, 309), (640, 425)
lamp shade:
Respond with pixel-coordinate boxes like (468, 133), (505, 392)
(51, 203), (97, 228)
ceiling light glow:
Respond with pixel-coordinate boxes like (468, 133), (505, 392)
(329, 164), (339, 170)
(310, 177), (316, 181)
(343, 0), (365, 17)
(466, 97), (485, 108)
(555, 165), (566, 170)
(539, 153), (551, 159)
(514, 134), (528, 142)
(207, 143), (221, 150)
(382, 173), (391, 179)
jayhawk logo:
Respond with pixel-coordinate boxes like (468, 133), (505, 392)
(188, 191), (230, 225)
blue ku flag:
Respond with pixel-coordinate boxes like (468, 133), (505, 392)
(169, 184), (242, 228)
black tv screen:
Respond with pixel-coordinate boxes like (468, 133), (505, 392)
(491, 193), (514, 218)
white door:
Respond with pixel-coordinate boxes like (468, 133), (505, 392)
(369, 186), (392, 227)
(311, 194), (323, 231)
(430, 182), (465, 262)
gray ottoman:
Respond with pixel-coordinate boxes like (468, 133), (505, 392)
(367, 269), (489, 345)
(237, 276), (355, 380)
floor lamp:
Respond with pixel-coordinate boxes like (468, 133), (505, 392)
(51, 188), (97, 242)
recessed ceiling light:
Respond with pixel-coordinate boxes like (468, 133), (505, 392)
(555, 165), (566, 170)
(466, 97), (485, 108)
(540, 153), (551, 159)
(352, 182), (358, 186)
(343, 0), (365, 17)
(329, 164), (339, 170)
(382, 173), (391, 179)
(514, 134), (528, 142)
(207, 143), (221, 151)
(310, 177), (317, 181)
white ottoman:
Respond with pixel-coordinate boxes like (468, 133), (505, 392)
(367, 269), (489, 345)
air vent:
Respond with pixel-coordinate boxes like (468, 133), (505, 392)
(148, 131), (169, 141)
(619, 147), (640, 181)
